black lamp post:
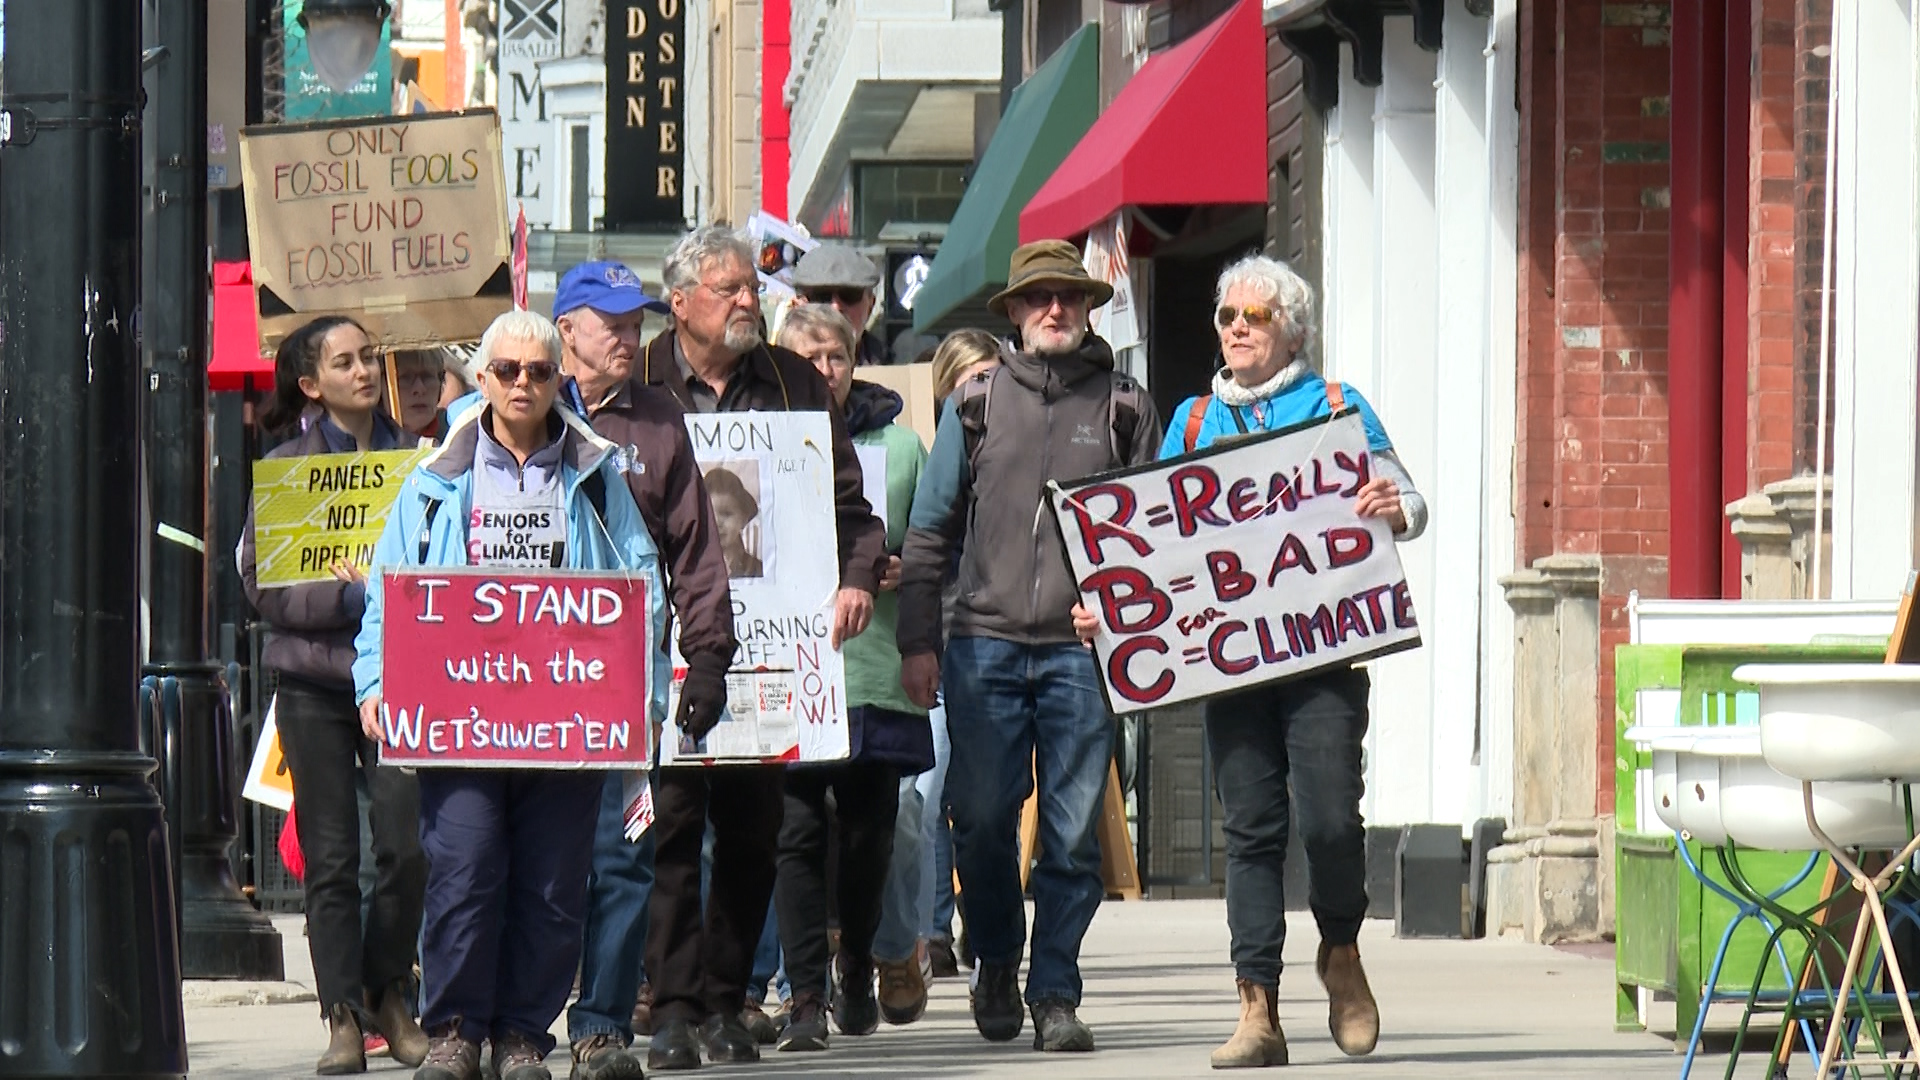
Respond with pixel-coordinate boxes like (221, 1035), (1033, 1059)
(0, 1), (188, 1076)
(298, 0), (393, 93)
(142, 0), (287, 982)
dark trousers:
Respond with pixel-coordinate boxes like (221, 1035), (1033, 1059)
(275, 677), (425, 1013)
(1204, 666), (1372, 989)
(774, 761), (900, 1000)
(416, 769), (603, 1054)
(646, 765), (783, 1027)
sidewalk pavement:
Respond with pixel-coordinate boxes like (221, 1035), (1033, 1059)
(184, 902), (1708, 1078)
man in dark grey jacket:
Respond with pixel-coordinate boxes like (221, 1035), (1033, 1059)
(896, 240), (1164, 1054)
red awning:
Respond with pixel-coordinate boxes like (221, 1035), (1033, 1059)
(208, 260), (272, 392)
(1019, 0), (1266, 244)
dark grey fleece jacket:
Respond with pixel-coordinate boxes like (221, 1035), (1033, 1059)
(896, 335), (1164, 657)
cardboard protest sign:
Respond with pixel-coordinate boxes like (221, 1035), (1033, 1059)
(1049, 411), (1421, 713)
(241, 699), (294, 812)
(377, 568), (656, 768)
(238, 109), (511, 352)
(662, 412), (850, 765)
(251, 448), (432, 587)
(856, 362), (937, 448)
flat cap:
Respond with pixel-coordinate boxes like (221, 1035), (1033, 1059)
(791, 243), (881, 290)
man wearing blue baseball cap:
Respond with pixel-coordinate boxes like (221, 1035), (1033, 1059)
(557, 260), (738, 1080)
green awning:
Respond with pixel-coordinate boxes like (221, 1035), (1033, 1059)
(911, 25), (1100, 332)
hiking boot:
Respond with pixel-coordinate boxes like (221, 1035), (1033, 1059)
(569, 1032), (645, 1080)
(1317, 941), (1379, 1056)
(928, 936), (960, 979)
(318, 1002), (367, 1075)
(1030, 999), (1094, 1052)
(368, 980), (430, 1067)
(740, 999), (779, 1045)
(490, 1030), (552, 1080)
(877, 946), (929, 1025)
(645, 1020), (701, 1071)
(414, 1028), (481, 1080)
(629, 982), (653, 1038)
(968, 961), (1023, 1042)
(1209, 980), (1287, 1068)
(775, 993), (829, 1052)
(833, 952), (880, 1036)
(698, 1014), (759, 1063)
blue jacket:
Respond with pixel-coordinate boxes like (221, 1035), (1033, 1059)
(352, 403), (672, 737)
(1160, 367), (1394, 458)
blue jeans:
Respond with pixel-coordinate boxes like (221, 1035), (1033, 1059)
(874, 702), (953, 960)
(747, 898), (788, 1004)
(943, 638), (1113, 1006)
(568, 774), (655, 1043)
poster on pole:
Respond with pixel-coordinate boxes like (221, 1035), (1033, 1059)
(238, 109), (512, 353)
(251, 448), (433, 587)
(661, 411), (850, 766)
(376, 568), (657, 768)
(1083, 213), (1140, 353)
(1049, 411), (1421, 713)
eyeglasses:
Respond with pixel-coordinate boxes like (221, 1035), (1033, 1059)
(1216, 304), (1278, 328)
(700, 278), (763, 302)
(487, 359), (559, 385)
(1019, 287), (1087, 311)
(801, 288), (870, 307)
(397, 371), (443, 391)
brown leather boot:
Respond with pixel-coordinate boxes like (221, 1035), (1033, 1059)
(1209, 980), (1287, 1069)
(365, 981), (429, 1067)
(1316, 942), (1379, 1056)
(316, 1002), (366, 1075)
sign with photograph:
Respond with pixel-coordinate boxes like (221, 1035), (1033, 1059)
(251, 448), (433, 587)
(1049, 411), (1421, 712)
(662, 412), (850, 765)
(377, 568), (657, 768)
(604, 0), (687, 228)
(238, 109), (512, 352)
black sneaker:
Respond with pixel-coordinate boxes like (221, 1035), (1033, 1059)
(740, 999), (779, 1045)
(968, 961), (1024, 1042)
(568, 1032), (645, 1080)
(645, 1020), (701, 1072)
(775, 993), (829, 1052)
(698, 1014), (759, 1064)
(833, 953), (879, 1036)
(1031, 999), (1094, 1052)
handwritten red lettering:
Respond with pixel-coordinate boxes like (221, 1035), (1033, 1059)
(1064, 482), (1151, 566)
(1169, 464), (1229, 537)
(1108, 635), (1173, 704)
(1206, 550), (1256, 602)
(1082, 567), (1171, 635)
(1322, 526), (1374, 569)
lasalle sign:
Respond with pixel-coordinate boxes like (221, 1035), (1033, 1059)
(1048, 411), (1421, 712)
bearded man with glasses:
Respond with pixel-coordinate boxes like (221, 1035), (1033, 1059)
(633, 225), (889, 1072)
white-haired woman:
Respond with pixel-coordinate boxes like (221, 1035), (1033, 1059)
(354, 310), (670, 1080)
(1074, 255), (1425, 1069)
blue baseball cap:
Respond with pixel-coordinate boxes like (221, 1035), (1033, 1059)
(553, 261), (670, 319)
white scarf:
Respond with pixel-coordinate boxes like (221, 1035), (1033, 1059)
(1212, 357), (1307, 407)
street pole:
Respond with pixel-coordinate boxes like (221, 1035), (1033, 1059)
(0, 2), (189, 1077)
(141, 0), (286, 982)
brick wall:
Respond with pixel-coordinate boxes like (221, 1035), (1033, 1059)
(1746, 0), (1798, 490)
(1791, 0), (1832, 474)
(1517, 0), (1674, 813)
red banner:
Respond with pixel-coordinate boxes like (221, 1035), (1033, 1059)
(378, 568), (655, 768)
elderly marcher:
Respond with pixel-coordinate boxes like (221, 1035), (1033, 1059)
(634, 226), (889, 1071)
(791, 243), (888, 367)
(1076, 254), (1425, 1069)
(353, 310), (673, 1080)
(770, 305), (932, 1050)
(555, 260), (737, 1080)
(896, 240), (1164, 1053)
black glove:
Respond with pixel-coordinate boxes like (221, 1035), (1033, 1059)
(675, 650), (731, 741)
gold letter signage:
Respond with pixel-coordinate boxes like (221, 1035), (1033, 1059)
(605, 0), (686, 228)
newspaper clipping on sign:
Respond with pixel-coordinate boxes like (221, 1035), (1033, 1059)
(661, 411), (851, 765)
(1048, 411), (1421, 713)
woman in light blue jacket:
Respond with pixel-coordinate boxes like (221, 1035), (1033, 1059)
(353, 310), (668, 1080)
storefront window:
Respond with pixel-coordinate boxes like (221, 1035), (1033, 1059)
(854, 163), (968, 242)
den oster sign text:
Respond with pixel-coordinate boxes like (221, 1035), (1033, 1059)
(604, 0), (685, 228)
(1049, 411), (1421, 712)
(378, 568), (656, 768)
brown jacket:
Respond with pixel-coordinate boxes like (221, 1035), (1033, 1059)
(572, 376), (738, 664)
(241, 412), (418, 690)
(637, 329), (887, 595)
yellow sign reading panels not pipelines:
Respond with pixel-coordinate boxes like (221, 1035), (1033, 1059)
(252, 448), (431, 587)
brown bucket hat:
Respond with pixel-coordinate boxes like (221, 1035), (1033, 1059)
(987, 239), (1115, 318)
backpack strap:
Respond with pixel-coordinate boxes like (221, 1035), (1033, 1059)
(1325, 380), (1347, 413)
(1183, 395), (1213, 454)
(583, 469), (608, 520)
(416, 498), (442, 564)
(1107, 374), (1142, 466)
(954, 367), (997, 478)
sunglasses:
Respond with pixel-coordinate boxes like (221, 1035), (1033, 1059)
(1020, 287), (1088, 310)
(487, 359), (559, 385)
(802, 287), (870, 307)
(1216, 304), (1278, 328)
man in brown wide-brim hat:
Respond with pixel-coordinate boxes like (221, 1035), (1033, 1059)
(894, 238), (1163, 1055)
